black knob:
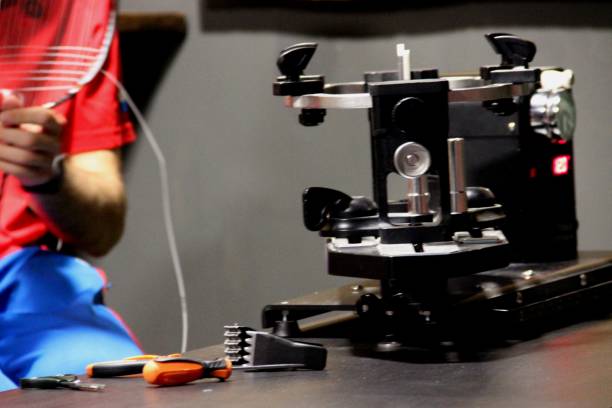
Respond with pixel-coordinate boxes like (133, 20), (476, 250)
(466, 186), (497, 208)
(485, 33), (536, 68)
(356, 293), (384, 320)
(302, 187), (353, 231)
(335, 196), (378, 219)
(299, 109), (326, 126)
(277, 43), (318, 81)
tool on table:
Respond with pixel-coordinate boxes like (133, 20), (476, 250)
(224, 325), (327, 370)
(19, 374), (105, 392)
(143, 325), (327, 387)
(142, 357), (233, 386)
(86, 354), (181, 378)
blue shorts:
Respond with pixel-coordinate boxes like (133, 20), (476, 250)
(0, 247), (142, 391)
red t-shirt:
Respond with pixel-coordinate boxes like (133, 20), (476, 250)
(0, 32), (136, 257)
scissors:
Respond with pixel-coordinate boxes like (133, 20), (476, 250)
(19, 374), (105, 391)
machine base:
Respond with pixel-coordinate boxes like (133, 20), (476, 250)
(262, 251), (612, 344)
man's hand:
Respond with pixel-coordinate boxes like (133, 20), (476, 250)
(0, 93), (66, 187)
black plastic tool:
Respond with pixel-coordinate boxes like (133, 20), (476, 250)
(224, 325), (327, 371)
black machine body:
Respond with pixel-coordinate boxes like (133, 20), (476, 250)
(453, 33), (577, 262)
(271, 34), (581, 344)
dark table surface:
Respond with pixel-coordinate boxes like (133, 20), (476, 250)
(2, 316), (611, 408)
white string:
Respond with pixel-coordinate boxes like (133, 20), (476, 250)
(101, 69), (189, 354)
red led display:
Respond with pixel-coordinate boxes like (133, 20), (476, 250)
(552, 155), (571, 176)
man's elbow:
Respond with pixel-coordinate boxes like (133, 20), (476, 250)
(81, 207), (126, 258)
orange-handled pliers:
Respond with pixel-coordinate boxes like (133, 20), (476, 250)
(86, 354), (181, 378)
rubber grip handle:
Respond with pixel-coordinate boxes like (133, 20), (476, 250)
(143, 357), (233, 386)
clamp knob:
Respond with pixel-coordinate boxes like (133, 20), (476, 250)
(302, 187), (353, 231)
(277, 43), (318, 81)
(273, 43), (324, 97)
(485, 33), (536, 68)
(302, 187), (378, 232)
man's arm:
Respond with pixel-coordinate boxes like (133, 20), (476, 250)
(0, 103), (127, 257)
(30, 149), (127, 257)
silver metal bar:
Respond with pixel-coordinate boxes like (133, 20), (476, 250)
(324, 82), (366, 94)
(448, 138), (468, 214)
(407, 176), (430, 216)
(446, 76), (485, 89)
(284, 93), (372, 109)
(448, 82), (533, 102)
(283, 81), (533, 110)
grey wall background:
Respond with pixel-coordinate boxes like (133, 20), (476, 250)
(99, 1), (612, 354)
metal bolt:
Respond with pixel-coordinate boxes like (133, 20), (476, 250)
(376, 340), (402, 352)
(580, 274), (587, 287)
(516, 292), (523, 305)
(420, 310), (432, 322)
(521, 269), (535, 280)
(405, 154), (418, 166)
(508, 121), (517, 132)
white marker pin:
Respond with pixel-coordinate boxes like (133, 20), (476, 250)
(396, 43), (411, 80)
